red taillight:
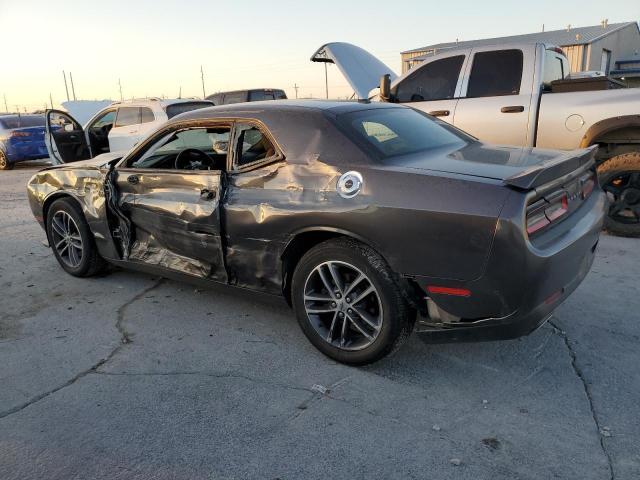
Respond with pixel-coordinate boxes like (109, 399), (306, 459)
(11, 131), (30, 137)
(526, 192), (568, 236)
(581, 173), (595, 199)
(544, 193), (568, 222)
(526, 209), (550, 235)
(426, 286), (471, 297)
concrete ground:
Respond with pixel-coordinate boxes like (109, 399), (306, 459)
(0, 162), (638, 480)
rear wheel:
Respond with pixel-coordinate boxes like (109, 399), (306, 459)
(292, 238), (414, 365)
(598, 152), (640, 237)
(46, 198), (107, 277)
(0, 152), (14, 170)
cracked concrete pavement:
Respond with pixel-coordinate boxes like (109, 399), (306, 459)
(1, 162), (638, 479)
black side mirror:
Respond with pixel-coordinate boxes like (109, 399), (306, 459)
(379, 74), (392, 102)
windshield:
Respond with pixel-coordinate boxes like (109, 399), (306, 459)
(165, 101), (213, 119)
(334, 107), (469, 162)
(0, 115), (46, 129)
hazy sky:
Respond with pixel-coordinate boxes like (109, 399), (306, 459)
(0, 0), (638, 110)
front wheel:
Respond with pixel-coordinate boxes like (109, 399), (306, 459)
(598, 152), (640, 237)
(46, 198), (107, 277)
(291, 238), (414, 365)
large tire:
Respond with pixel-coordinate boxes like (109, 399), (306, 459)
(0, 151), (14, 170)
(46, 198), (107, 277)
(597, 152), (640, 237)
(292, 237), (414, 365)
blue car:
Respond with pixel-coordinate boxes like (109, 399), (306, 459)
(0, 114), (49, 170)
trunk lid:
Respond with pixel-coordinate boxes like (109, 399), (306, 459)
(389, 142), (597, 189)
(310, 42), (397, 99)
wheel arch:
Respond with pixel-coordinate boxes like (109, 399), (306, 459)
(580, 115), (640, 161)
(280, 227), (391, 306)
(42, 191), (86, 234)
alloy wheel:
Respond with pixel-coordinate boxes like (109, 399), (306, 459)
(602, 171), (640, 224)
(303, 261), (383, 351)
(50, 210), (84, 268)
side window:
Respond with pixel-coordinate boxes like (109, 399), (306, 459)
(249, 90), (267, 101)
(223, 92), (246, 105)
(130, 127), (230, 170)
(467, 49), (523, 98)
(90, 110), (116, 129)
(542, 51), (565, 90)
(395, 55), (465, 102)
(114, 107), (140, 127)
(140, 107), (155, 123)
(234, 124), (277, 168)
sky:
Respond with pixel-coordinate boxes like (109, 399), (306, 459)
(0, 0), (638, 111)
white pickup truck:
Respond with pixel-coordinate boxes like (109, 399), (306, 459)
(312, 42), (640, 236)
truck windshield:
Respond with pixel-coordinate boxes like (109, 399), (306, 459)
(335, 107), (469, 161)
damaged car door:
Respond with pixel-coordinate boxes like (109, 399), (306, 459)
(115, 125), (230, 281)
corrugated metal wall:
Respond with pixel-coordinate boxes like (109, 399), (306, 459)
(561, 45), (585, 72)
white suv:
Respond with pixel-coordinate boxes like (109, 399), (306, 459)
(45, 98), (214, 164)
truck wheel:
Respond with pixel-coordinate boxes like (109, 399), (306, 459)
(291, 237), (414, 365)
(46, 198), (107, 277)
(0, 152), (14, 170)
(598, 152), (640, 237)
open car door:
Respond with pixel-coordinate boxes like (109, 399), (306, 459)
(45, 109), (91, 164)
(311, 42), (398, 100)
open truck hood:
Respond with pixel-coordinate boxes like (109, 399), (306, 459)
(311, 42), (398, 99)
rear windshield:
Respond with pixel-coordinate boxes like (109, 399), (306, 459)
(0, 115), (45, 129)
(165, 101), (213, 119)
(334, 107), (468, 162)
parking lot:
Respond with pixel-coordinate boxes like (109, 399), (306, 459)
(0, 162), (638, 479)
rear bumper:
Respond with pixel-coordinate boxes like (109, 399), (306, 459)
(414, 188), (606, 343)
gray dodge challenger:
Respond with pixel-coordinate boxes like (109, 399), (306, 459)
(28, 101), (606, 364)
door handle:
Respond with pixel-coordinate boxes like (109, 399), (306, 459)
(428, 110), (450, 117)
(501, 105), (525, 113)
(200, 188), (216, 201)
(127, 175), (139, 185)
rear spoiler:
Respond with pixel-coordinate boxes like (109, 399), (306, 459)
(504, 145), (598, 190)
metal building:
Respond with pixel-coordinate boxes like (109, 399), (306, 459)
(401, 21), (640, 81)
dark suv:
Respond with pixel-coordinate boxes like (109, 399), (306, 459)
(206, 89), (287, 105)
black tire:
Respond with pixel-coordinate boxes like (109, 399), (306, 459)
(46, 198), (107, 277)
(597, 152), (640, 237)
(0, 151), (14, 170)
(291, 237), (414, 365)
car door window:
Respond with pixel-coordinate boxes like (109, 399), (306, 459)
(114, 107), (140, 127)
(130, 127), (230, 170)
(395, 55), (465, 102)
(91, 110), (116, 129)
(466, 49), (523, 98)
(234, 124), (277, 169)
(140, 107), (155, 124)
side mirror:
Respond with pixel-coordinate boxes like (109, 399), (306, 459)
(379, 74), (392, 103)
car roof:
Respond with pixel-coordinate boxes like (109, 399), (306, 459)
(179, 99), (403, 121)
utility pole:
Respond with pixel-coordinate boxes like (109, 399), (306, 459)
(49, 93), (54, 109)
(178, 86), (182, 99)
(293, 83), (299, 99)
(200, 65), (206, 98)
(3, 94), (8, 112)
(324, 63), (329, 99)
(118, 78), (123, 101)
(62, 70), (70, 101)
(69, 72), (77, 100)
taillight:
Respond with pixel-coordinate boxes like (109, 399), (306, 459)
(544, 192), (569, 221)
(580, 172), (595, 199)
(10, 131), (30, 137)
(526, 200), (551, 235)
(526, 192), (569, 236)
